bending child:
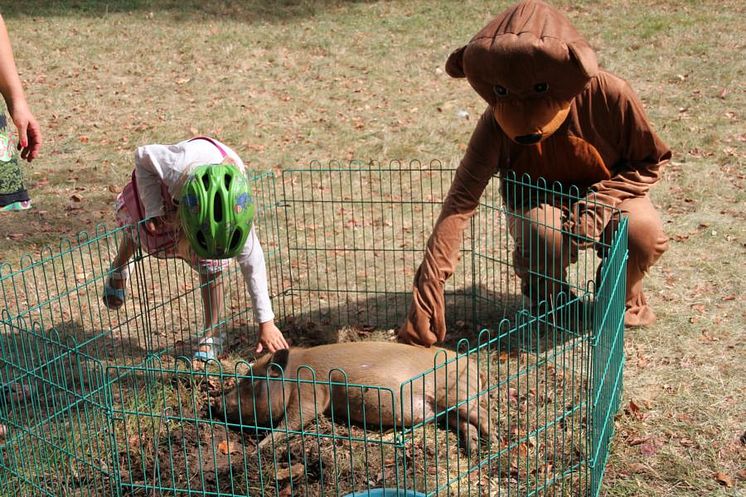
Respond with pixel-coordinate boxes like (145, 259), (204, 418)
(102, 136), (288, 360)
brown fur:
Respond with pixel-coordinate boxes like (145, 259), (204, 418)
(399, 1), (671, 346)
(445, 0), (598, 145)
(215, 342), (491, 452)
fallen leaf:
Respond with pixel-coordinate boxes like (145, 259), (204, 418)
(714, 471), (734, 488)
(639, 441), (658, 457)
(108, 184), (121, 194)
(70, 194), (83, 202)
(275, 463), (305, 481)
(79, 135), (90, 143)
(626, 435), (651, 446)
(7, 233), (24, 241)
(217, 439), (240, 455)
(700, 330), (719, 342)
(636, 354), (649, 368)
(678, 438), (697, 448)
(127, 434), (141, 451)
(625, 400), (645, 420)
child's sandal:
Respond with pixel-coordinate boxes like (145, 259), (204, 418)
(193, 334), (226, 362)
(102, 265), (129, 310)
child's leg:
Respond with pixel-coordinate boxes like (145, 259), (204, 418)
(111, 233), (137, 272)
(196, 270), (225, 356)
(103, 233), (137, 309)
(201, 270), (224, 330)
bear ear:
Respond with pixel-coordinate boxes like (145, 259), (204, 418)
(445, 45), (468, 78)
(567, 41), (598, 79)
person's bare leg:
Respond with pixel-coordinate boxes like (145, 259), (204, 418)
(197, 270), (224, 355)
(103, 234), (136, 308)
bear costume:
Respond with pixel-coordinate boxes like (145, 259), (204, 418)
(399, 0), (670, 347)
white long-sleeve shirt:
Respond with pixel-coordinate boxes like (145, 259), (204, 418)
(134, 138), (275, 324)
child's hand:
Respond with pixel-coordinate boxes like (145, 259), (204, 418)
(255, 320), (289, 354)
(144, 216), (169, 234)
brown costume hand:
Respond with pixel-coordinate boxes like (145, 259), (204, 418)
(399, 112), (498, 347)
(565, 193), (616, 251)
(399, 264), (446, 347)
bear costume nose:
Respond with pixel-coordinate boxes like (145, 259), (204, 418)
(515, 133), (543, 145)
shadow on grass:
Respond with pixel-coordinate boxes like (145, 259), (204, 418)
(0, 0), (373, 22)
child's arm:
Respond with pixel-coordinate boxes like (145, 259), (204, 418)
(133, 144), (183, 220)
(236, 226), (289, 353)
(0, 15), (41, 162)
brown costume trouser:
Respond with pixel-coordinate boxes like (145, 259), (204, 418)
(508, 195), (668, 327)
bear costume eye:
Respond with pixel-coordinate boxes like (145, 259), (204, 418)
(534, 82), (549, 93)
(493, 85), (508, 97)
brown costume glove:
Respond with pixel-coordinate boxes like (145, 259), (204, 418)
(399, 111), (500, 346)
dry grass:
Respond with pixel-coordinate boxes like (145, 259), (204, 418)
(0, 0), (744, 496)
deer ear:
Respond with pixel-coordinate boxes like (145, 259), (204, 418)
(445, 45), (467, 78)
(268, 348), (290, 377)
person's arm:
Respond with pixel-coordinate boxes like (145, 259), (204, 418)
(567, 78), (671, 247)
(0, 14), (41, 162)
(133, 143), (186, 222)
(593, 78), (670, 201)
(399, 109), (501, 346)
(236, 226), (288, 353)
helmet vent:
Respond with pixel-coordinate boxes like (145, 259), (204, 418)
(229, 228), (243, 251)
(224, 172), (233, 190)
(213, 191), (224, 222)
(196, 230), (208, 251)
(201, 173), (210, 189)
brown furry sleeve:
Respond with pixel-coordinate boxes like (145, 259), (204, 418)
(590, 74), (671, 203)
(399, 109), (501, 346)
(565, 74), (671, 247)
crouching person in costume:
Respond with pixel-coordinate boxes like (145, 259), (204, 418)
(399, 0), (669, 346)
(103, 136), (288, 360)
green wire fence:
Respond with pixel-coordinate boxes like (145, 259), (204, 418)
(0, 162), (627, 496)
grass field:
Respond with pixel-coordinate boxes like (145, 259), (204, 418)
(0, 0), (743, 496)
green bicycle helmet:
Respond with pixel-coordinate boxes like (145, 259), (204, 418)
(178, 164), (255, 259)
